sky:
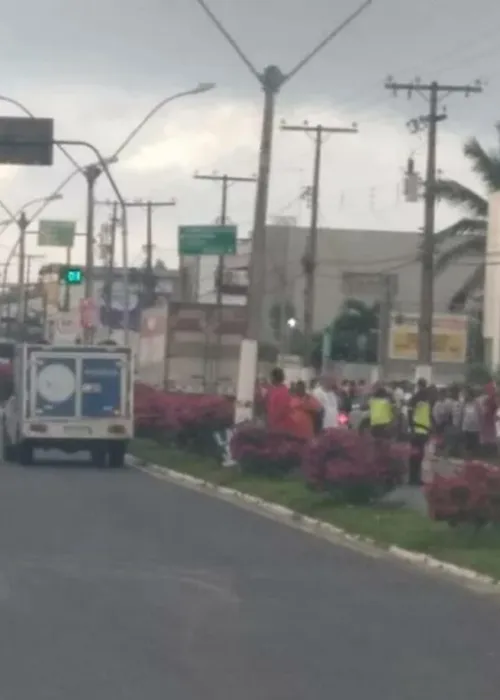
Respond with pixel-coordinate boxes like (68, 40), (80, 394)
(0, 0), (498, 283)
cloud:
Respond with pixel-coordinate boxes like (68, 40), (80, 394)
(0, 81), (487, 285)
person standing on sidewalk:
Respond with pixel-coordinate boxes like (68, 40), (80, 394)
(312, 376), (339, 429)
(369, 384), (393, 439)
(407, 378), (432, 486)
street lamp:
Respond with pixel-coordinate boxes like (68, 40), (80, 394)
(0, 193), (63, 323)
(0, 83), (215, 341)
(110, 82), (216, 160)
(17, 193), (63, 324)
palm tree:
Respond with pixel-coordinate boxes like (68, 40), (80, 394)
(434, 126), (500, 309)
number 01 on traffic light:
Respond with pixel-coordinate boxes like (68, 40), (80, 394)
(59, 266), (84, 285)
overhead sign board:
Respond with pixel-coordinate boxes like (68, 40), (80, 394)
(38, 220), (76, 247)
(178, 224), (237, 256)
(0, 116), (53, 166)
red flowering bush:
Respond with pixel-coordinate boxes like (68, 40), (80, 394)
(230, 423), (306, 475)
(134, 382), (233, 454)
(425, 460), (500, 527)
(302, 428), (407, 504)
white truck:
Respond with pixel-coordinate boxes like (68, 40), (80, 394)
(2, 343), (134, 467)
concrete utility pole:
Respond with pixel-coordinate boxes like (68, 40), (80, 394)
(193, 0), (372, 345)
(97, 198), (175, 305)
(194, 172), (256, 389)
(280, 121), (358, 365)
(385, 78), (482, 380)
(16, 211), (29, 325)
(23, 254), (44, 322)
(377, 274), (395, 380)
(83, 164), (101, 343)
(104, 202), (118, 332)
(193, 172), (256, 304)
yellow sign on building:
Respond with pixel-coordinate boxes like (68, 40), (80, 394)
(388, 313), (467, 363)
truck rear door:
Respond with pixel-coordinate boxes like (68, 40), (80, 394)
(29, 354), (78, 418)
(80, 355), (125, 418)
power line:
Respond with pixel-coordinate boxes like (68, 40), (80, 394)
(193, 170), (256, 384)
(193, 172), (256, 304)
(384, 76), (483, 379)
(96, 198), (176, 303)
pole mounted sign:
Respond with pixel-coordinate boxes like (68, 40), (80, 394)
(178, 224), (237, 256)
(0, 116), (54, 166)
(38, 220), (76, 247)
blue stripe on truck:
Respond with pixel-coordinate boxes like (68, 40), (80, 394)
(81, 357), (122, 418)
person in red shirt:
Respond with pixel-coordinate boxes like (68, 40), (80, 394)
(266, 367), (295, 433)
(289, 380), (322, 439)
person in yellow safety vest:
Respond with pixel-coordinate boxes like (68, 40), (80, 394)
(408, 378), (432, 486)
(369, 385), (393, 439)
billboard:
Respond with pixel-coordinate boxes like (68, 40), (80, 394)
(388, 313), (467, 363)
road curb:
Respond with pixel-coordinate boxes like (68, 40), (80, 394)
(127, 454), (500, 589)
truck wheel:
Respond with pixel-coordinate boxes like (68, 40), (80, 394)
(108, 443), (125, 468)
(4, 442), (17, 462)
(18, 442), (33, 466)
(91, 448), (107, 468)
(2, 422), (16, 462)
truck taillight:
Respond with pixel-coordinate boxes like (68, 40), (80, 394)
(108, 425), (126, 435)
(29, 423), (47, 433)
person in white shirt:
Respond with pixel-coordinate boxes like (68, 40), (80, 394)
(312, 376), (339, 429)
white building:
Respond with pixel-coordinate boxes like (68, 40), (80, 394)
(180, 224), (480, 343)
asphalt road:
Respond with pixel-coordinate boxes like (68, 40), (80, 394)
(0, 455), (500, 699)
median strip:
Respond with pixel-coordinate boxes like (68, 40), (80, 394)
(131, 438), (500, 587)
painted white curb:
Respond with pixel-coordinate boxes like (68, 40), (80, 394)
(127, 454), (500, 589)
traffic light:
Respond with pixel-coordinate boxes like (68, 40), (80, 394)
(59, 266), (84, 285)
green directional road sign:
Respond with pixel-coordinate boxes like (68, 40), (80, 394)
(38, 220), (76, 247)
(178, 224), (237, 256)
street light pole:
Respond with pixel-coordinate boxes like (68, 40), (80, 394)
(83, 164), (101, 343)
(10, 194), (63, 327)
(17, 211), (28, 325)
(0, 85), (216, 342)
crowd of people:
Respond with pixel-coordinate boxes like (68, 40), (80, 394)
(256, 368), (500, 487)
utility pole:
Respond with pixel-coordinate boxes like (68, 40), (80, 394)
(194, 172), (256, 389)
(105, 202), (118, 335)
(377, 274), (395, 380)
(96, 198), (175, 306)
(83, 164), (102, 344)
(385, 77), (482, 380)
(193, 172), (256, 304)
(281, 121), (358, 366)
(17, 211), (29, 326)
(23, 254), (44, 323)
(62, 245), (73, 312)
(193, 0), (372, 349)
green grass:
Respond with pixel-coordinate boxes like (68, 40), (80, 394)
(132, 438), (500, 581)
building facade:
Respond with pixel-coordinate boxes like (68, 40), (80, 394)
(180, 224), (480, 344)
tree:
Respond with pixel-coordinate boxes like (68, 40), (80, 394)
(328, 299), (379, 363)
(433, 126), (500, 309)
